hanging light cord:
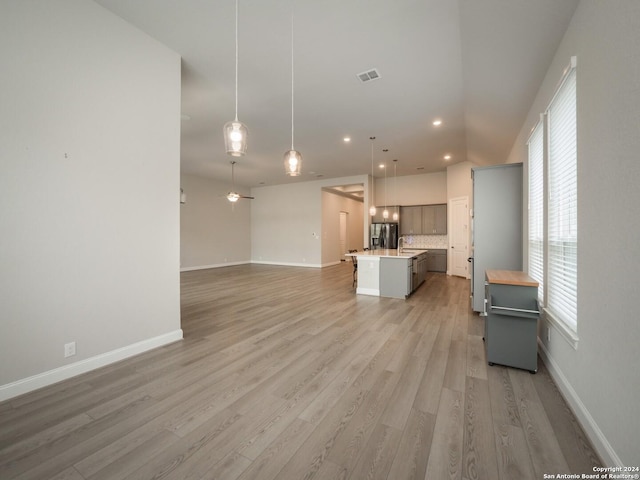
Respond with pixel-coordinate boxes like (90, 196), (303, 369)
(234, 0), (239, 122)
(384, 160), (387, 210)
(370, 137), (375, 204)
(290, 10), (295, 150)
(394, 160), (398, 219)
(231, 161), (236, 188)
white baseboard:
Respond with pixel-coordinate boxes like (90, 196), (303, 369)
(538, 340), (621, 467)
(0, 329), (183, 402)
(180, 261), (249, 272)
(356, 287), (380, 296)
(182, 260), (341, 271)
(251, 260), (322, 268)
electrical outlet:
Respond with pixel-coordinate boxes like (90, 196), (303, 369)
(64, 342), (76, 358)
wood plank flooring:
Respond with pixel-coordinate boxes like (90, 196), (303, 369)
(0, 263), (602, 479)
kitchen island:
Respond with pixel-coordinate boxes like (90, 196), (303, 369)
(345, 249), (429, 298)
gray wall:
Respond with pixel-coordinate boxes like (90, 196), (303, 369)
(250, 175), (368, 267)
(507, 0), (640, 465)
(375, 171), (447, 206)
(321, 190), (364, 265)
(180, 174), (251, 270)
(0, 0), (182, 398)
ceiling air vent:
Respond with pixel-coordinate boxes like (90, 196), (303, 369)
(357, 68), (381, 83)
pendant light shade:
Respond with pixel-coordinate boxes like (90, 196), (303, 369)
(369, 136), (376, 216)
(224, 0), (248, 157)
(284, 10), (302, 176)
(284, 149), (302, 176)
(224, 121), (248, 156)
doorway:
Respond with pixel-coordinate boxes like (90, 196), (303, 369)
(339, 211), (348, 261)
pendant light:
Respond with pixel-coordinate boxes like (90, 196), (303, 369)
(392, 159), (399, 221)
(284, 9), (302, 176)
(369, 136), (376, 216)
(223, 0), (248, 156)
(382, 149), (389, 220)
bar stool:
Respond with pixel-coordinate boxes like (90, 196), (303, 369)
(348, 249), (358, 288)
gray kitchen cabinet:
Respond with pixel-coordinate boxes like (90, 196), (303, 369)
(427, 249), (447, 272)
(380, 257), (412, 298)
(416, 252), (428, 285)
(422, 204), (447, 234)
(399, 206), (422, 235)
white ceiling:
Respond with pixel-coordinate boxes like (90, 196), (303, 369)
(94, 0), (578, 188)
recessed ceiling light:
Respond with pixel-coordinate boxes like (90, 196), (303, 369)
(343, 137), (351, 143)
(432, 119), (442, 126)
(379, 163), (385, 169)
(444, 154), (452, 160)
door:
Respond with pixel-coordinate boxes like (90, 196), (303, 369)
(449, 196), (469, 278)
(339, 212), (348, 261)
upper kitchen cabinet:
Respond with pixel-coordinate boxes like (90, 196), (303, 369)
(422, 204), (447, 234)
(399, 206), (423, 235)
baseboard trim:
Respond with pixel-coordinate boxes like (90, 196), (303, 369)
(0, 329), (183, 402)
(538, 339), (621, 467)
(356, 287), (380, 296)
(181, 261), (342, 271)
(180, 261), (249, 272)
(251, 260), (322, 268)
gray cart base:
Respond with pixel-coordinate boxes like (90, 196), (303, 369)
(484, 275), (540, 373)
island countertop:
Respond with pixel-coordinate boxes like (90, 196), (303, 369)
(345, 249), (429, 298)
(344, 248), (428, 259)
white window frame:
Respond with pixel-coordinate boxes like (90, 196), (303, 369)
(527, 57), (579, 349)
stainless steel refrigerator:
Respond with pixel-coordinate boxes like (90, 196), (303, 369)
(370, 223), (398, 250)
(470, 163), (523, 313)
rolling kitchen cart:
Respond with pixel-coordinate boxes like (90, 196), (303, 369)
(484, 270), (540, 373)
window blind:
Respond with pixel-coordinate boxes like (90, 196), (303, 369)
(546, 68), (577, 330)
(527, 121), (544, 302)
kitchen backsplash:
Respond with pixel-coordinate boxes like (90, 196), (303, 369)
(401, 234), (448, 249)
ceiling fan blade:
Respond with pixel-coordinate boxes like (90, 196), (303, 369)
(238, 195), (254, 199)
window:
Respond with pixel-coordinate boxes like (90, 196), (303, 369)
(527, 58), (578, 342)
(547, 66), (577, 332)
(528, 121), (544, 302)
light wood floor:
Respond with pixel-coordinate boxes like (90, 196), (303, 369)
(0, 263), (601, 480)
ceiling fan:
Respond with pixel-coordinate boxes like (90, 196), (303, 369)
(226, 160), (254, 202)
